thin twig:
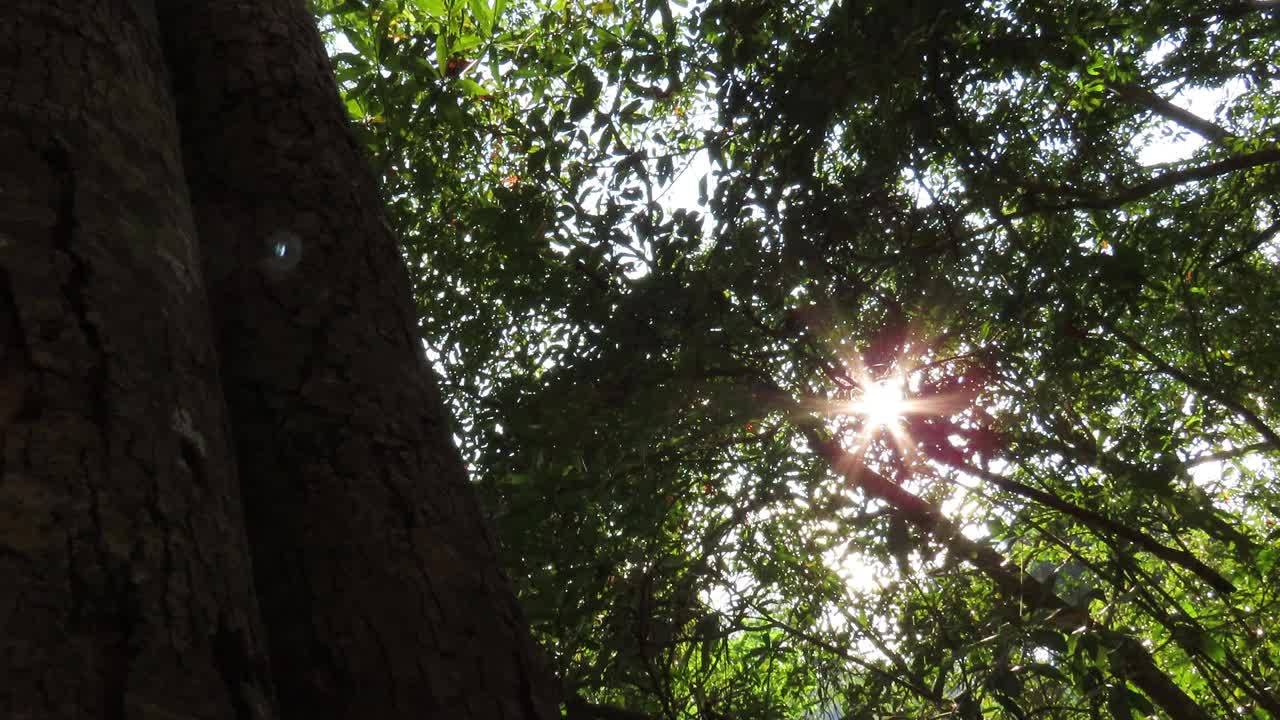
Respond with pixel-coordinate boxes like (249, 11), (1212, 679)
(950, 456), (1234, 594)
(796, 421), (1213, 720)
(1212, 217), (1280, 268)
(1100, 319), (1280, 450)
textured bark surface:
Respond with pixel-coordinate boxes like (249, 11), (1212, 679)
(159, 1), (558, 718)
(0, 2), (275, 718)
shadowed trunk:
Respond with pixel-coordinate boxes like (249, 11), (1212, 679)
(0, 2), (275, 717)
(159, 1), (558, 718)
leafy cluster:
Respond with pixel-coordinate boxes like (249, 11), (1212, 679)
(313, 0), (1280, 717)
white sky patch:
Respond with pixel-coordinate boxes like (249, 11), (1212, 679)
(942, 473), (993, 542)
(658, 147), (712, 215)
(1133, 80), (1245, 166)
(1134, 39), (1247, 166)
(327, 29), (358, 60)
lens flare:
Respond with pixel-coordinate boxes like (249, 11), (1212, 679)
(851, 379), (906, 427)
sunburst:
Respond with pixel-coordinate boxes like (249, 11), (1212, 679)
(830, 348), (979, 471)
(847, 378), (907, 428)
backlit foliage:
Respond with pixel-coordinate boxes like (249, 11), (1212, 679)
(313, 0), (1280, 716)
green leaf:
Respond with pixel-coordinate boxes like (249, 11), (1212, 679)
(453, 34), (484, 52)
(569, 95), (592, 121)
(657, 155), (673, 184)
(413, 0), (446, 18)
(468, 0), (493, 35)
(456, 77), (487, 96)
(1201, 635), (1228, 664)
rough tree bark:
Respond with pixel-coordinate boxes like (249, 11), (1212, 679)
(2, 0), (555, 718)
(0, 2), (275, 718)
(159, 1), (558, 719)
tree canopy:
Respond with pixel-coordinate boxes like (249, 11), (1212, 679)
(311, 0), (1280, 717)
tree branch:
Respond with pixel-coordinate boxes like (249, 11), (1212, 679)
(1111, 84), (1232, 145)
(948, 453), (1234, 594)
(1183, 441), (1277, 469)
(750, 605), (947, 705)
(1212, 217), (1280, 268)
(1018, 147), (1280, 215)
(794, 422), (1213, 720)
(1100, 319), (1280, 450)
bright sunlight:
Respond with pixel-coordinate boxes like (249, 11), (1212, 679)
(848, 379), (906, 428)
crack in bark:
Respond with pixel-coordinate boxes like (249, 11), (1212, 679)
(214, 615), (274, 720)
(36, 130), (145, 720)
(39, 134), (107, 426)
(0, 271), (40, 427)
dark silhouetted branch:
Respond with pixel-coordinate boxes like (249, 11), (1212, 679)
(1112, 84), (1232, 145)
(1213, 218), (1280, 268)
(1018, 148), (1280, 215)
(955, 457), (1234, 594)
(1184, 442), (1277, 469)
(1101, 319), (1280, 450)
(796, 422), (1213, 720)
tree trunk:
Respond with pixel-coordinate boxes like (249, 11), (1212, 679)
(0, 2), (275, 718)
(158, 1), (558, 718)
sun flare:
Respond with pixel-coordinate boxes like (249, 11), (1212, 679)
(851, 379), (906, 428)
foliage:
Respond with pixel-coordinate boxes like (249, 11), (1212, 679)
(312, 0), (1280, 717)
